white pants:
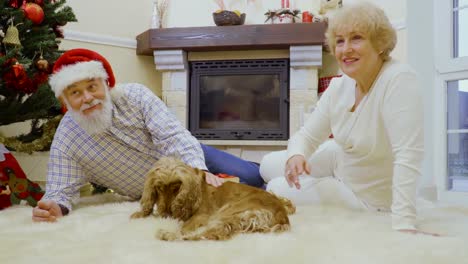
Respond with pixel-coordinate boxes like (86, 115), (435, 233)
(260, 140), (364, 209)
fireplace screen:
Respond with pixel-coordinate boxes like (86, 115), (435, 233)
(189, 59), (289, 140)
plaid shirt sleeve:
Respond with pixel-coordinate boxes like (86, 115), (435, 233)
(137, 85), (207, 170)
(42, 143), (88, 211)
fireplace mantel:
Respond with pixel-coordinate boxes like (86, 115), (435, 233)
(136, 23), (326, 55)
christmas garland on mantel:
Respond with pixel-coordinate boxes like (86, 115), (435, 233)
(0, 115), (62, 154)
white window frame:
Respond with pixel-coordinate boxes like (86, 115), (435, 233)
(434, 1), (468, 73)
(434, 0), (468, 203)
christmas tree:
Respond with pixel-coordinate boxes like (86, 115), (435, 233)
(0, 0), (76, 153)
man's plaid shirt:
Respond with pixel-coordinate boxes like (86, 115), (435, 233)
(43, 83), (207, 211)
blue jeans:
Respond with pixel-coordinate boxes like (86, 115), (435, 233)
(201, 144), (264, 188)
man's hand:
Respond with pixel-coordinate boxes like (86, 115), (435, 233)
(398, 229), (440, 237)
(285, 155), (311, 189)
(204, 171), (225, 187)
(32, 200), (64, 222)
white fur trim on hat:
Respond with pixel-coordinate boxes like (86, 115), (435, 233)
(49, 61), (109, 97)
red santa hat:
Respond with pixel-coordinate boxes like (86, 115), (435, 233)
(49, 48), (115, 97)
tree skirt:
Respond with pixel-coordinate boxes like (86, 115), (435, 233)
(1, 193), (467, 264)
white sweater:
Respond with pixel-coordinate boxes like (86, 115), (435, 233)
(288, 60), (423, 230)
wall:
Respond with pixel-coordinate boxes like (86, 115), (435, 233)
(406, 0), (435, 193)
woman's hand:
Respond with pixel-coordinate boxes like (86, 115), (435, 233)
(398, 229), (440, 237)
(285, 155), (311, 189)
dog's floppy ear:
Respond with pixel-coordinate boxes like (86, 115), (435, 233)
(170, 166), (204, 221)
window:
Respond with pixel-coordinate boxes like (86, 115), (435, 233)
(447, 79), (468, 192)
(435, 1), (468, 73)
(434, 1), (468, 201)
(453, 0), (468, 58)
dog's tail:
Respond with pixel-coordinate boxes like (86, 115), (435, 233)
(270, 192), (296, 215)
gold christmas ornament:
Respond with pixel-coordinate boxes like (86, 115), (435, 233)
(36, 55), (49, 71)
(2, 25), (21, 46)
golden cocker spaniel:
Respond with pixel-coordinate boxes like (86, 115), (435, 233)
(131, 157), (295, 241)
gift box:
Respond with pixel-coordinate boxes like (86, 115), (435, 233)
(318, 75), (342, 97)
(0, 144), (44, 209)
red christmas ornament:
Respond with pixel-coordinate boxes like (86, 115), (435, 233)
(33, 71), (49, 87)
(34, 0), (44, 6)
(8, 0), (22, 8)
(3, 62), (36, 94)
(12, 62), (24, 77)
(22, 3), (44, 25)
(2, 57), (17, 68)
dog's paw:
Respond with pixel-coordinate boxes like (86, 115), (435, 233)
(130, 211), (146, 219)
(156, 230), (179, 241)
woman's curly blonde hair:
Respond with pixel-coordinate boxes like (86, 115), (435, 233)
(325, 2), (397, 61)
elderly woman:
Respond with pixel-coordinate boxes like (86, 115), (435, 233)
(260, 3), (436, 235)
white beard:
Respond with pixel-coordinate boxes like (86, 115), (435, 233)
(65, 88), (114, 135)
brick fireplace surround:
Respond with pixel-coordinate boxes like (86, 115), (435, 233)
(136, 23), (326, 162)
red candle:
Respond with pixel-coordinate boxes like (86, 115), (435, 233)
(286, 0), (289, 8)
(302, 11), (312, 23)
(281, 0), (284, 8)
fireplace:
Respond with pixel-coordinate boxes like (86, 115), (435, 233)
(189, 59), (289, 140)
(137, 23), (325, 162)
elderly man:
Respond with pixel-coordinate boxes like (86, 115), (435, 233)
(32, 49), (263, 222)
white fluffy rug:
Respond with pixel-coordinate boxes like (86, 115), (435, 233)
(1, 193), (467, 264)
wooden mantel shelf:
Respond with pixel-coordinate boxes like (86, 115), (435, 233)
(136, 23), (326, 56)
